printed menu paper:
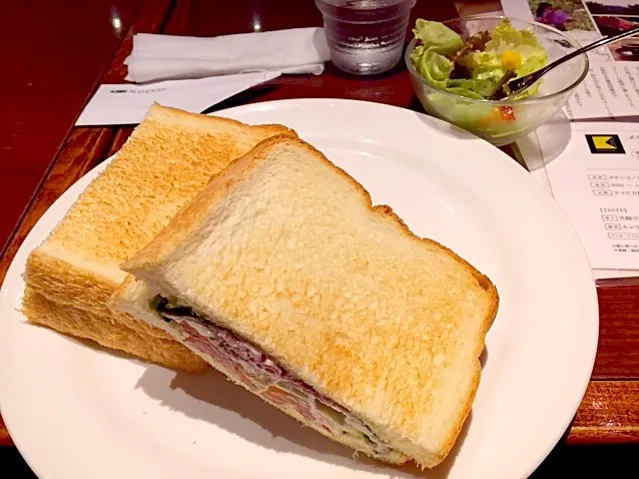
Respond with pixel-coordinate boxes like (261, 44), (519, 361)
(521, 123), (639, 272)
(502, 0), (639, 120)
(565, 63), (639, 119)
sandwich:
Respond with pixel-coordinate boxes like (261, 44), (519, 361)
(22, 104), (296, 371)
(114, 134), (499, 467)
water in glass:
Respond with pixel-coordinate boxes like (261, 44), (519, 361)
(316, 0), (416, 75)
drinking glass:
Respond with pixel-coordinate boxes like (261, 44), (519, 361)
(315, 0), (417, 75)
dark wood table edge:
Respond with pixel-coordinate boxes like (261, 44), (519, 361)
(0, 0), (176, 448)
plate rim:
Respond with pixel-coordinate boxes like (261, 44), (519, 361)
(0, 98), (599, 479)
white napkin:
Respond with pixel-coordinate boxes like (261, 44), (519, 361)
(124, 27), (331, 83)
(76, 72), (280, 126)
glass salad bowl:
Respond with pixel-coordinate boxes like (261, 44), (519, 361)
(405, 16), (589, 146)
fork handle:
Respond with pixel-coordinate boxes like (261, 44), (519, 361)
(540, 25), (639, 76)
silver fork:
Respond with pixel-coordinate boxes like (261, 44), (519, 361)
(506, 25), (639, 98)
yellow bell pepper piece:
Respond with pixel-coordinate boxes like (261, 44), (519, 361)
(501, 50), (522, 70)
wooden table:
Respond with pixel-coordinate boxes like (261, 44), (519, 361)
(1, 0), (638, 476)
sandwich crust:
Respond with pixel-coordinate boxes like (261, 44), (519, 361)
(23, 104), (296, 370)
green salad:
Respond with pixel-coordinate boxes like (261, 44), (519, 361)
(409, 19), (549, 136)
(410, 19), (548, 100)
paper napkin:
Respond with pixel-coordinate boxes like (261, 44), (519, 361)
(124, 27), (331, 83)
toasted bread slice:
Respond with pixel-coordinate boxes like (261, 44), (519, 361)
(22, 287), (201, 368)
(116, 135), (498, 467)
(23, 104), (297, 371)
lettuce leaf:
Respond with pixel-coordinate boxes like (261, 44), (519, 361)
(416, 50), (454, 89)
(412, 19), (463, 56)
(448, 78), (498, 99)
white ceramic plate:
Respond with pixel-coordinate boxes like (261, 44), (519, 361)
(0, 99), (598, 479)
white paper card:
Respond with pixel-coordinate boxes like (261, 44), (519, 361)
(534, 122), (639, 271)
(76, 71), (280, 126)
(518, 120), (639, 279)
(564, 63), (639, 120)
